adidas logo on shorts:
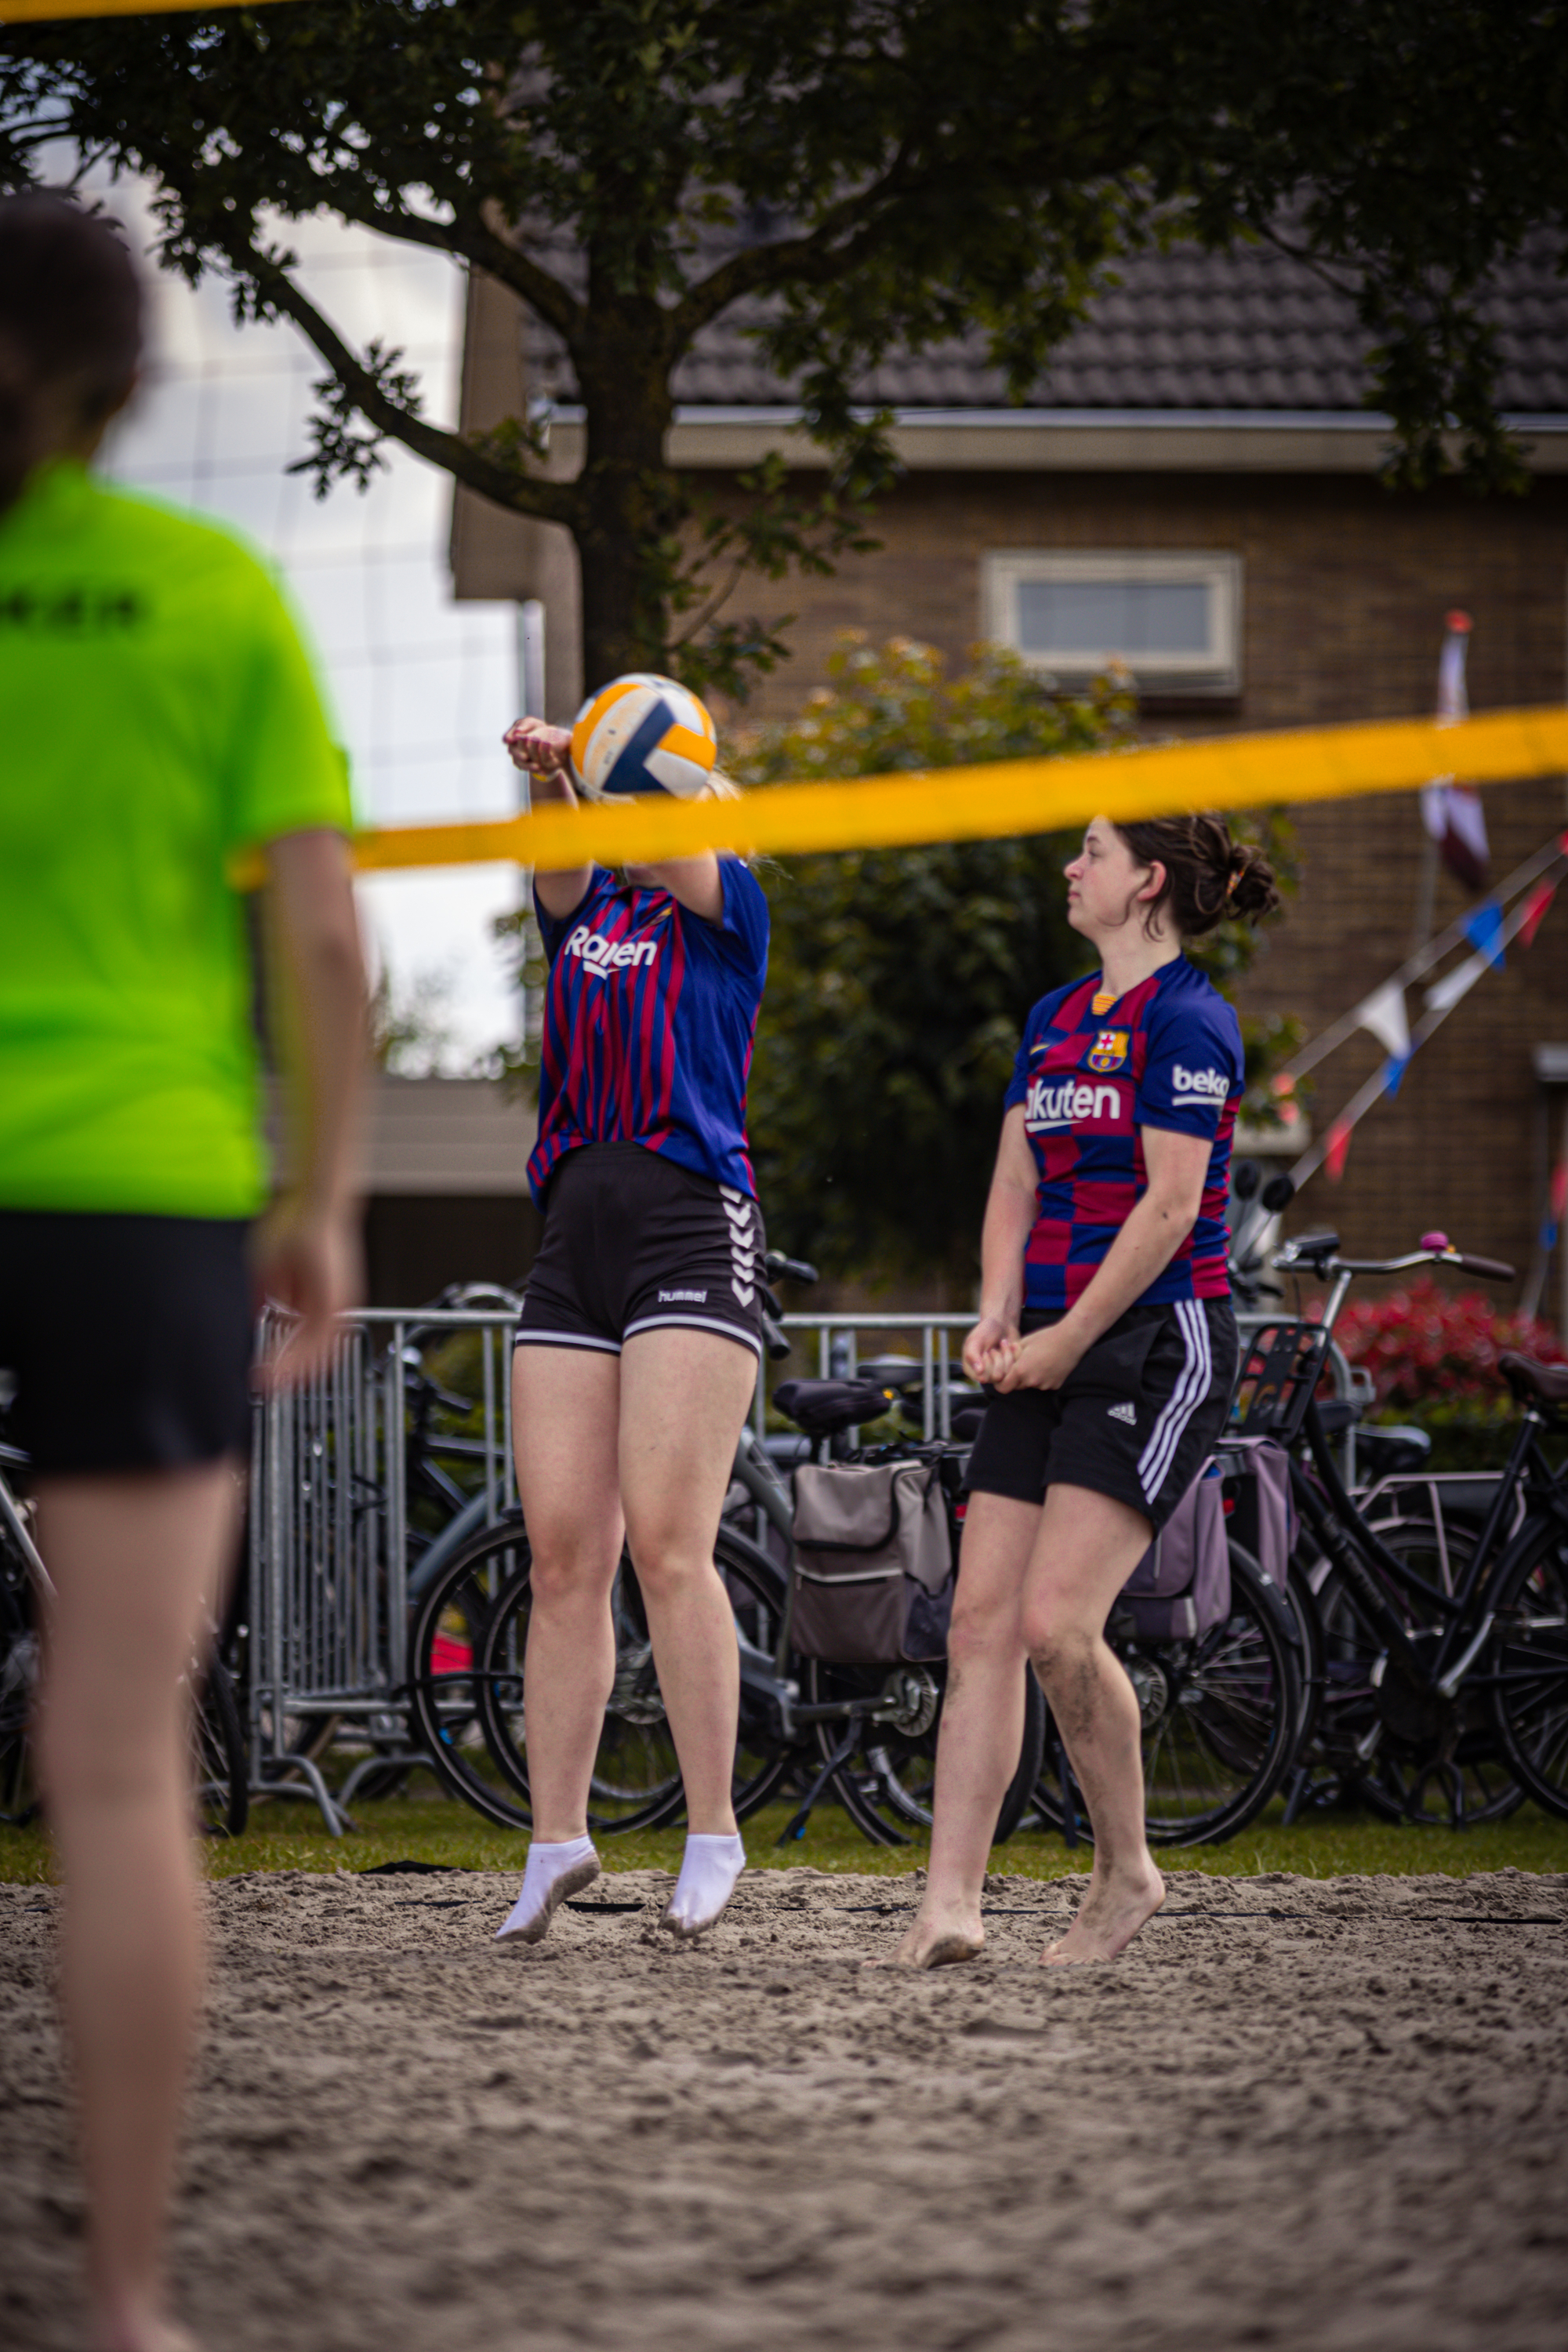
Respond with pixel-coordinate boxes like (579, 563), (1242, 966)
(1107, 1400), (1138, 1426)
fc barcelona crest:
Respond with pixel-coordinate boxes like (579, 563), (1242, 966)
(1086, 1029), (1129, 1073)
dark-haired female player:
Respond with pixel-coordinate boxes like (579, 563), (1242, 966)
(493, 716), (767, 1947)
(880, 812), (1279, 1970)
(0, 197), (365, 2350)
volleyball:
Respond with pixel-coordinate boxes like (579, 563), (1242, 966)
(569, 673), (722, 802)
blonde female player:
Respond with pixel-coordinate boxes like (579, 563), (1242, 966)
(0, 197), (365, 2350)
(492, 710), (768, 1947)
(878, 813), (1279, 1971)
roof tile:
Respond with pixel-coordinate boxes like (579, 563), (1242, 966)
(518, 230), (1567, 414)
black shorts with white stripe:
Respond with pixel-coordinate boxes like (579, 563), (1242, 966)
(515, 1140), (765, 1362)
(964, 1297), (1239, 1533)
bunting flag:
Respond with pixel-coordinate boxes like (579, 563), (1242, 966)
(1542, 1160), (1567, 1255)
(1324, 1120), (1354, 1183)
(1424, 949), (1490, 1018)
(1461, 898), (1507, 969)
(1419, 612), (1490, 894)
(1519, 877), (1559, 947)
(1355, 979), (1411, 1062)
(1382, 1054), (1411, 1098)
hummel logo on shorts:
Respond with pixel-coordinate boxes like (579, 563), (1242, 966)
(1107, 1400), (1138, 1426)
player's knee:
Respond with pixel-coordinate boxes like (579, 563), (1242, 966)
(621, 1535), (711, 1606)
(1022, 1596), (1094, 1682)
(945, 1591), (1018, 1670)
(527, 1538), (618, 1612)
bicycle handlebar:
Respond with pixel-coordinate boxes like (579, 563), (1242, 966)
(1446, 1252), (1515, 1282)
(764, 1250), (818, 1287)
(1272, 1235), (1517, 1282)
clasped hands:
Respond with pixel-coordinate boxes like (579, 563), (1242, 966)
(961, 1315), (1086, 1395)
(503, 717), (573, 783)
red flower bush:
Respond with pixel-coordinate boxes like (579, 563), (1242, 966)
(1334, 1276), (1566, 1410)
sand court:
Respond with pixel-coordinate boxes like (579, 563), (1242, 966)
(2, 1865), (1566, 2350)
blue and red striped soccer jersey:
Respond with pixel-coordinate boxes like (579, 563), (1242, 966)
(1004, 956), (1243, 1310)
(528, 859), (768, 1207)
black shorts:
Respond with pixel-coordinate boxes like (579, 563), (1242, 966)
(965, 1298), (1239, 1533)
(516, 1142), (765, 1362)
(0, 1210), (253, 1475)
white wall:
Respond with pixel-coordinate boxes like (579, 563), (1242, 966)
(84, 170), (524, 1068)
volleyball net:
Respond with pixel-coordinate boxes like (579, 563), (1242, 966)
(230, 703), (1568, 887)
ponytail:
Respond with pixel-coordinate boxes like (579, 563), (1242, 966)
(1113, 813), (1281, 937)
(0, 194), (141, 514)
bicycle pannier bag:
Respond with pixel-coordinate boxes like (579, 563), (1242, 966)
(790, 1458), (953, 1664)
(1215, 1434), (1295, 1599)
(1119, 1458), (1229, 1641)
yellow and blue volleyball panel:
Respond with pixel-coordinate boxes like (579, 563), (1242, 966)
(569, 673), (719, 801)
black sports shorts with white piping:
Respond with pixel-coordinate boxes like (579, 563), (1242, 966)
(515, 1141), (765, 1362)
(965, 1298), (1238, 1533)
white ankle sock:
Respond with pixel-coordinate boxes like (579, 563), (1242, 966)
(662, 1831), (746, 1938)
(495, 1835), (599, 1944)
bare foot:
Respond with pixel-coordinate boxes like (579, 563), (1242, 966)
(1040, 1864), (1164, 1966)
(865, 1907), (985, 1972)
(94, 2299), (201, 2352)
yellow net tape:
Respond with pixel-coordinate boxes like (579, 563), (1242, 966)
(228, 702), (1568, 891)
(0, 0), (295, 20)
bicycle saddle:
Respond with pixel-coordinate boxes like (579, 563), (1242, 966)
(771, 1378), (891, 1439)
(1497, 1351), (1568, 1409)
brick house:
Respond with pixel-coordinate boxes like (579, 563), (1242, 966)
(452, 240), (1568, 1323)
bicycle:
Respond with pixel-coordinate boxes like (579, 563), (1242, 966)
(1242, 1226), (1560, 1829)
(1027, 1507), (1303, 1849)
(0, 1432), (248, 1838)
(408, 1272), (1046, 1847)
(405, 1252), (811, 1835)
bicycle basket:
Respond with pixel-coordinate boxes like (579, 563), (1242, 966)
(1233, 1319), (1336, 1446)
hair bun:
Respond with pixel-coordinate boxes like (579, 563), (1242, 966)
(1112, 811), (1282, 937)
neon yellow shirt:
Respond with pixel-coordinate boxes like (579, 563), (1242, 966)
(0, 460), (352, 1217)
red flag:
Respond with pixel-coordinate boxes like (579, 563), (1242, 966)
(1519, 880), (1557, 948)
(1325, 1120), (1353, 1183)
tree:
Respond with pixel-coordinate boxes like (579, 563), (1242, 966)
(728, 636), (1294, 1281)
(4, 2), (1563, 697)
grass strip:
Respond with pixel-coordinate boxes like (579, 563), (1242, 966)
(3, 1793), (1566, 1886)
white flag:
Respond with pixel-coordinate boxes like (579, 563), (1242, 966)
(1422, 613), (1489, 893)
(1356, 981), (1410, 1061)
(1425, 951), (1489, 1018)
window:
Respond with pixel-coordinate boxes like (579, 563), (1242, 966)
(982, 551), (1243, 694)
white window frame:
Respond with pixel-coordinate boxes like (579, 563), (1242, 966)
(982, 550), (1243, 694)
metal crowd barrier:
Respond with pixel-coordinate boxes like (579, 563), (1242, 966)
(246, 1303), (519, 1834)
(247, 1301), (1357, 1834)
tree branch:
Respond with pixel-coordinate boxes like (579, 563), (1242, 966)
(671, 152), (916, 337)
(226, 235), (582, 527)
(313, 181), (586, 346)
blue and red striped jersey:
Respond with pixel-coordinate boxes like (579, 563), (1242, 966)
(528, 859), (768, 1207)
(1004, 957), (1243, 1310)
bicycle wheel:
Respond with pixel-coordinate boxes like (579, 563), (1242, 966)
(1141, 1545), (1298, 1844)
(408, 1515), (535, 1829)
(1311, 1517), (1522, 1827)
(188, 1654), (248, 1838)
(0, 1539), (38, 1826)
(804, 1655), (1046, 1848)
(1034, 1543), (1298, 1848)
(480, 1523), (793, 1833)
(1490, 1529), (1568, 1820)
